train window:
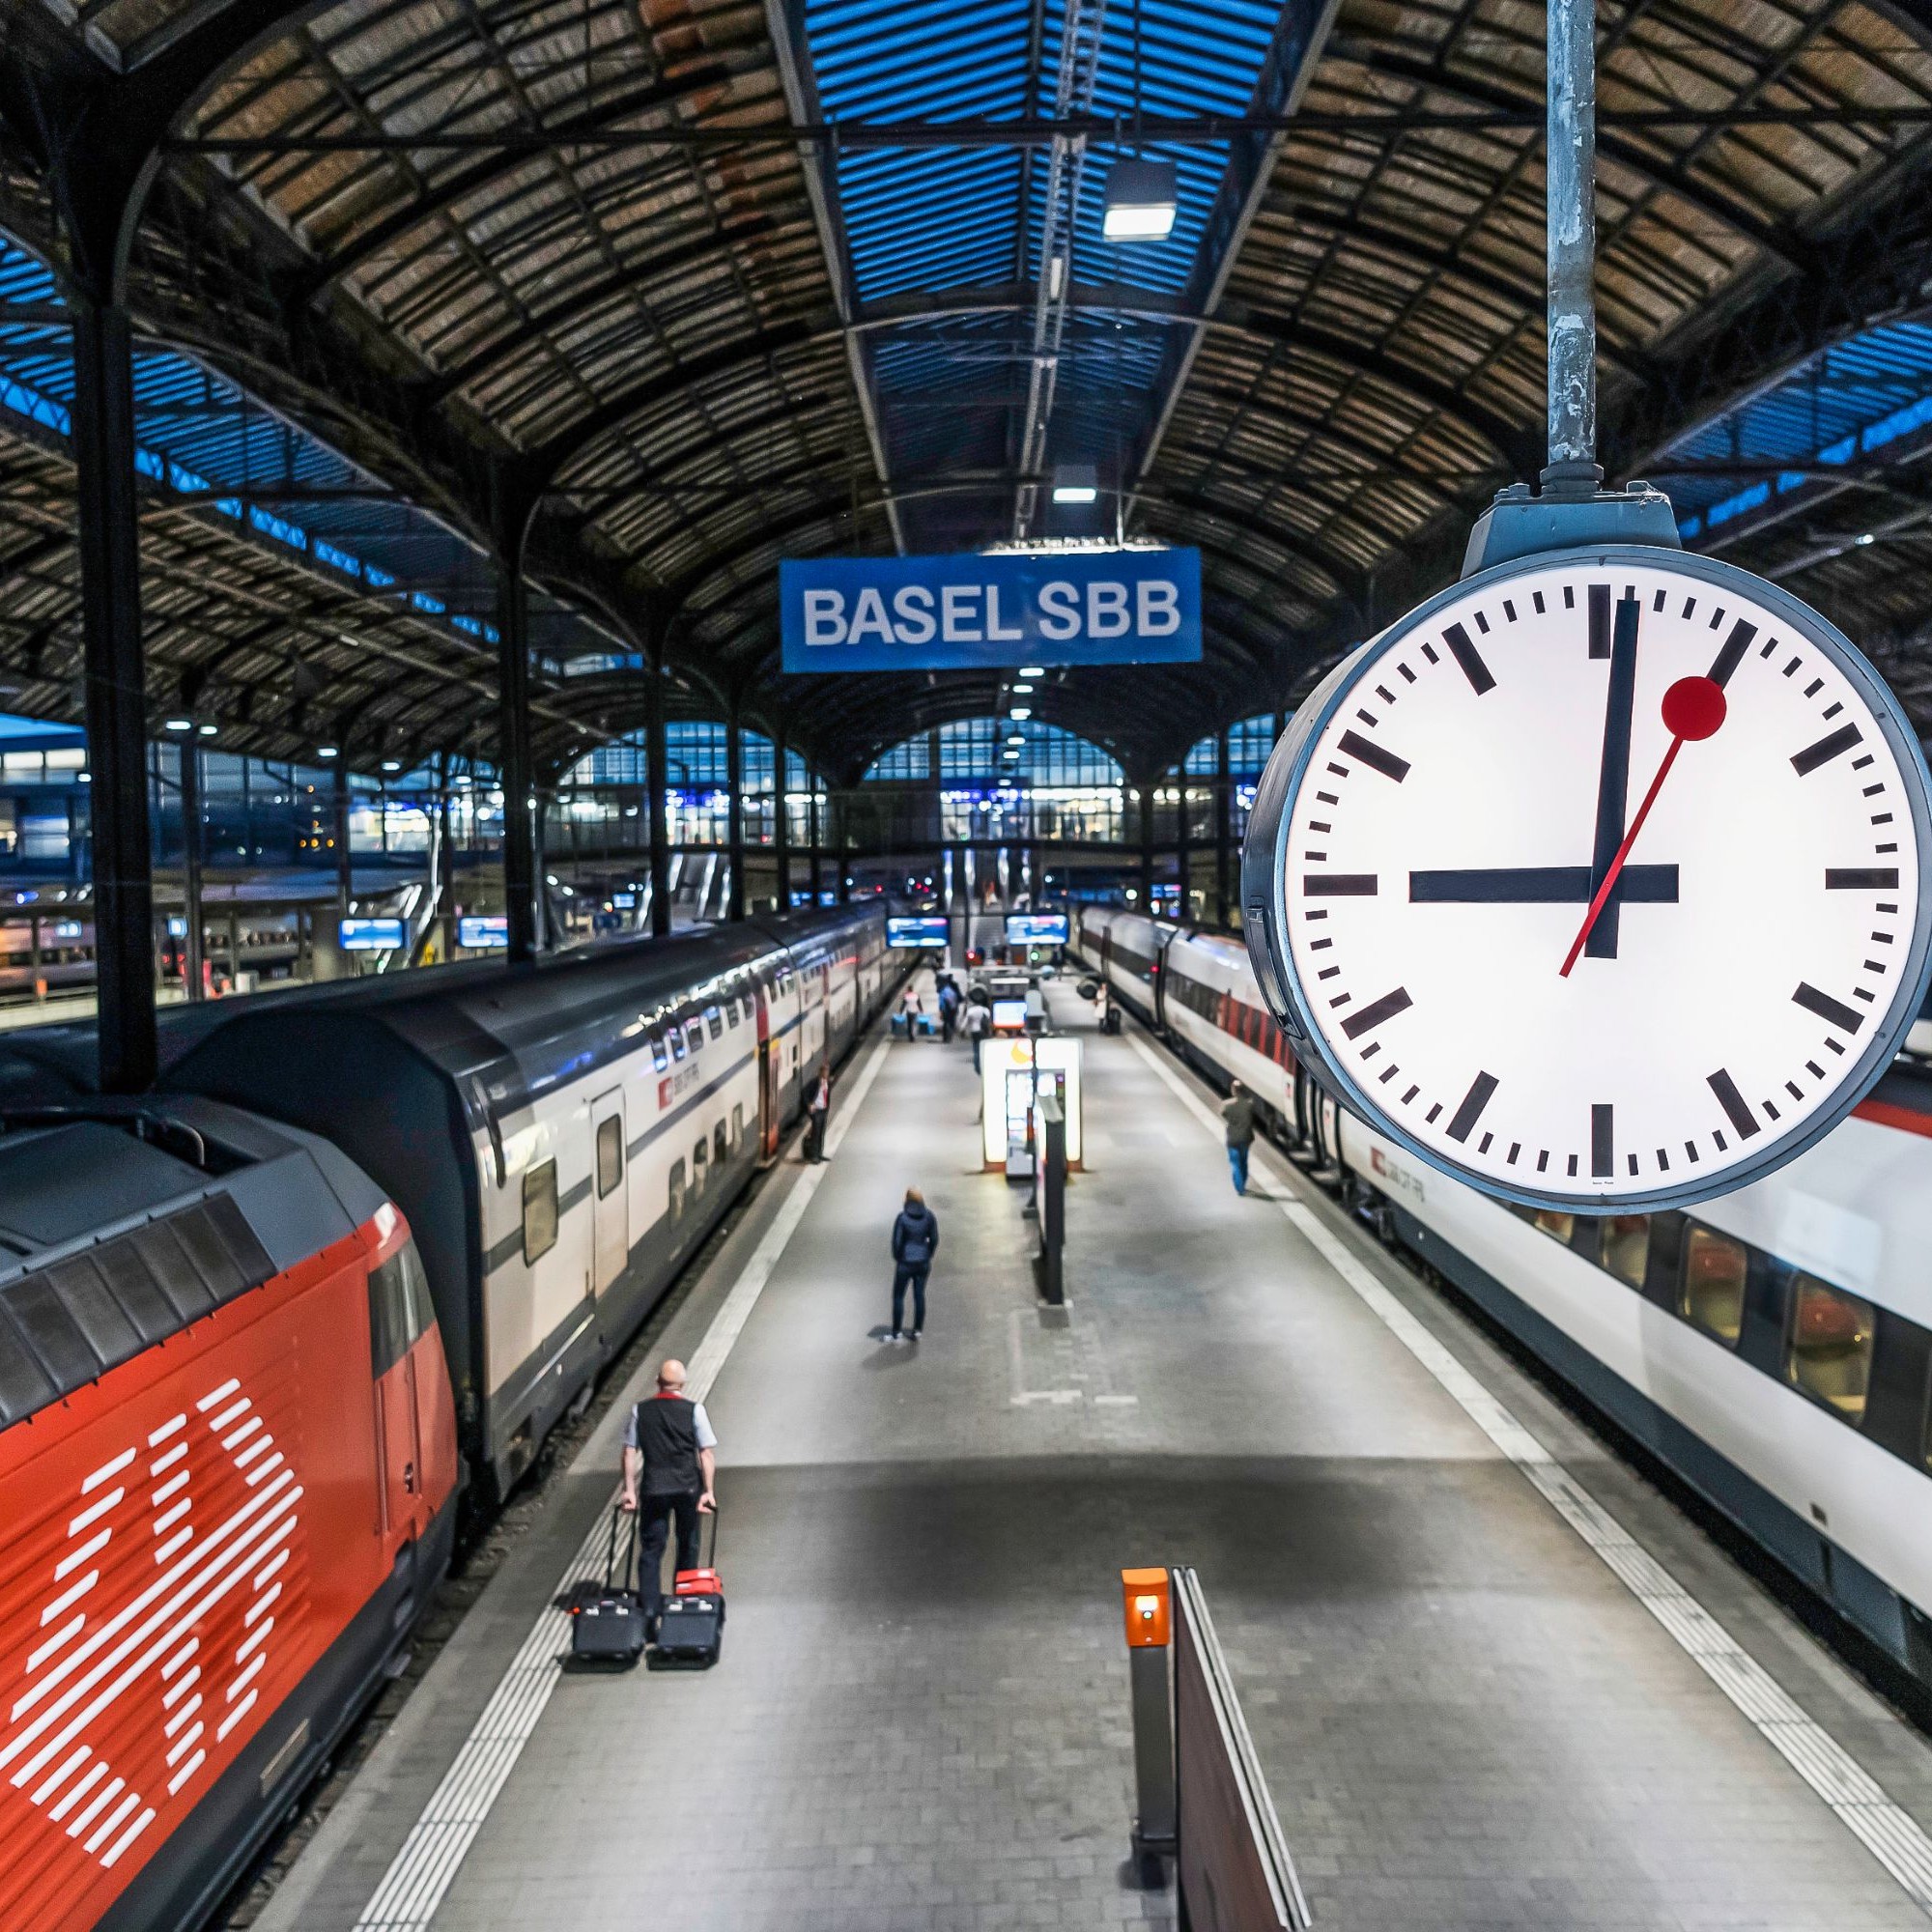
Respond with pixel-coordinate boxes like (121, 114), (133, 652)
(714, 1120), (728, 1167)
(1533, 1209), (1576, 1244)
(1785, 1275), (1875, 1422)
(1601, 1215), (1650, 1290)
(725, 997), (741, 1028)
(668, 1158), (686, 1224)
(685, 1020), (704, 1055)
(596, 1116), (623, 1199)
(1680, 1226), (1747, 1343)
(668, 1024), (686, 1062)
(650, 1032), (668, 1072)
(705, 1005), (724, 1040)
(368, 1250), (412, 1376)
(522, 1159), (558, 1265)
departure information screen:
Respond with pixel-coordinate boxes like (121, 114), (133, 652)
(1005, 913), (1069, 946)
(887, 916), (951, 949)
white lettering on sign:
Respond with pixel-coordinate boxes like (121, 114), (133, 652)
(804, 589), (845, 644)
(1138, 581), (1180, 636)
(892, 585), (936, 643)
(797, 575), (1191, 647)
(1038, 582), (1080, 640)
(1087, 582), (1129, 638)
(941, 584), (981, 642)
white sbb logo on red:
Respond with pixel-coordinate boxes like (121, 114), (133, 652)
(0, 1376), (303, 1871)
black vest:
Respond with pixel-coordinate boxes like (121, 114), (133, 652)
(635, 1393), (701, 1494)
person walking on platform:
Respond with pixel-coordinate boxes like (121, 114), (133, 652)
(1221, 1080), (1257, 1196)
(619, 1358), (718, 1639)
(887, 1187), (939, 1342)
(937, 976), (961, 1043)
(963, 996), (991, 1072)
(804, 1062), (832, 1161)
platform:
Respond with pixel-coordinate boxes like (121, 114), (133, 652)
(250, 976), (1932, 1932)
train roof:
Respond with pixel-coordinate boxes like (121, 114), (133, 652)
(0, 1096), (389, 1434)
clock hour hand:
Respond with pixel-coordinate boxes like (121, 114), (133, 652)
(1582, 590), (1641, 960)
(1410, 866), (1677, 903)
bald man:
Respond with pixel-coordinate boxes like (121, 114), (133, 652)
(620, 1358), (718, 1637)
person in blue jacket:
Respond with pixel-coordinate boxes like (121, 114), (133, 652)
(887, 1186), (940, 1342)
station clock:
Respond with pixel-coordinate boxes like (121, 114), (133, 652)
(1241, 545), (1932, 1210)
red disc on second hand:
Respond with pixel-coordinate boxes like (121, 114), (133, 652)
(1662, 674), (1726, 741)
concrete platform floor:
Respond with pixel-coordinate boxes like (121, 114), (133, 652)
(255, 973), (1932, 1932)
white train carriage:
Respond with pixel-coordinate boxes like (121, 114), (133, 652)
(157, 904), (894, 1496)
(1093, 904), (1932, 1688)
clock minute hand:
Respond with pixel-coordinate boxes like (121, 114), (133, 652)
(1582, 590), (1642, 960)
(1560, 677), (1725, 978)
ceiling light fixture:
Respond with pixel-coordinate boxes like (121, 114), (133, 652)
(1051, 463), (1098, 506)
(196, 722), (217, 737)
(316, 745), (339, 759)
(163, 717), (191, 733)
(1102, 157), (1179, 242)
(1009, 707), (1033, 721)
(1019, 665), (1045, 679)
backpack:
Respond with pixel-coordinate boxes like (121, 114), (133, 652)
(899, 1213), (933, 1267)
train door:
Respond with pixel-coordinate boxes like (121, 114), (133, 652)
(370, 1249), (426, 1544)
(755, 979), (782, 1158)
(591, 1087), (628, 1293)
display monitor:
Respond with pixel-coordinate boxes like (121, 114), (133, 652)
(887, 916), (950, 949)
(991, 998), (1029, 1032)
(1005, 913), (1069, 946)
(458, 915), (509, 950)
(340, 917), (407, 952)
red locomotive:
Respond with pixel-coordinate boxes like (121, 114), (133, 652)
(0, 1098), (458, 1932)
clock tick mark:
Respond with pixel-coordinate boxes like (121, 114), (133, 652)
(1359, 1041), (1378, 1059)
(1427, 1103), (1443, 1124)
(1310, 937), (1332, 952)
(1340, 987), (1413, 1039)
(1709, 608), (1726, 630)
(1656, 1149), (1669, 1171)
(1714, 1130), (1728, 1152)
(1759, 639), (1776, 658)
(1627, 1154), (1639, 1177)
(1791, 723), (1862, 775)
(1763, 1099), (1781, 1121)
(1804, 679), (1824, 697)
(1871, 932), (1892, 944)
(1503, 601), (1518, 623)
(1794, 981), (1864, 1033)
(1805, 1060), (1825, 1078)
(1651, 588), (1665, 613)
(1685, 1142), (1700, 1165)
(1307, 819), (1331, 833)
(1305, 851), (1327, 862)
(1879, 901), (1899, 913)
(1316, 790), (1338, 805)
(1443, 623), (1497, 696)
(1355, 709), (1378, 726)
(1446, 1071), (1498, 1143)
(1567, 1154), (1579, 1178)
(1864, 958), (1887, 974)
(1337, 731), (1410, 782)
(1877, 842), (1899, 854)
(1537, 1151), (1549, 1172)
(1533, 591), (1547, 615)
(1397, 663), (1417, 683)
(1478, 1133), (1494, 1155)
(1827, 1037), (1846, 1055)
(1682, 597), (1696, 619)
(1402, 1085), (1419, 1104)
(1707, 1068), (1761, 1140)
(1421, 642), (1439, 665)
(1564, 586), (1576, 610)
(1474, 611), (1492, 635)
(1325, 762), (1350, 779)
(1708, 619), (1755, 686)
(1824, 701), (1842, 719)
(1854, 987), (1876, 1004)
(1375, 685), (1395, 704)
(1588, 584), (1611, 658)
(1872, 812), (1894, 825)
(1378, 1065), (1399, 1084)
(1591, 1104), (1614, 1178)
(1783, 657), (1802, 678)
(1303, 873), (1377, 895)
(1853, 753), (1875, 769)
(1785, 1081), (1804, 1100)
(1862, 783), (1886, 797)
(1506, 1143), (1520, 1165)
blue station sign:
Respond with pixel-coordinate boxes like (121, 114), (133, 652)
(781, 548), (1202, 671)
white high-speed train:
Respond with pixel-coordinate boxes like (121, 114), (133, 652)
(1076, 903), (1932, 1690)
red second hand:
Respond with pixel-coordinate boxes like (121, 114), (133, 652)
(1559, 675), (1726, 979)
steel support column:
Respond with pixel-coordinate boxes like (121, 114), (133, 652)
(334, 757), (352, 922)
(835, 791), (850, 903)
(1138, 780), (1154, 907)
(71, 296), (156, 1091)
(773, 725), (791, 912)
(1214, 728), (1233, 927)
(646, 665), (671, 938)
(438, 751), (456, 959)
(726, 701), (746, 921)
(495, 554), (538, 962)
(1175, 765), (1192, 923)
(809, 782), (822, 903)
(180, 737), (204, 1003)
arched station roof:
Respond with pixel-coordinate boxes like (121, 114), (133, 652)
(2, 0), (1932, 783)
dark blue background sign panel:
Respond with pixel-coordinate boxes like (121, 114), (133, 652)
(1006, 913), (1069, 945)
(887, 917), (951, 949)
(781, 549), (1203, 670)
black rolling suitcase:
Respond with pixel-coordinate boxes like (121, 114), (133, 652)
(652, 1508), (724, 1668)
(568, 1505), (647, 1665)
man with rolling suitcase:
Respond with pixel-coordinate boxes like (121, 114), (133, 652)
(619, 1357), (718, 1641)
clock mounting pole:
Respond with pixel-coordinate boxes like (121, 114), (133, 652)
(1461, 0), (1683, 572)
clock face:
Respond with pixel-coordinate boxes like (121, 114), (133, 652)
(1244, 545), (1932, 1209)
